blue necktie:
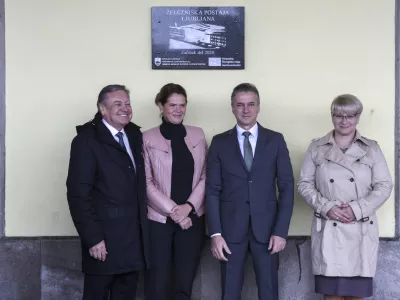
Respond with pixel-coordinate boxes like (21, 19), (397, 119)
(116, 132), (127, 151)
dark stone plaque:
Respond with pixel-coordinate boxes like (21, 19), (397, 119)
(152, 7), (245, 69)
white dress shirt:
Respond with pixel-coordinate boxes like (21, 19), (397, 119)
(211, 123), (259, 238)
(102, 119), (136, 170)
(236, 123), (258, 158)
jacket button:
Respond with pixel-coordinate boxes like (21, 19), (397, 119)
(333, 222), (337, 226)
(249, 180), (252, 183)
(370, 221), (373, 225)
(330, 179), (334, 183)
(350, 178), (354, 182)
(356, 159), (360, 162)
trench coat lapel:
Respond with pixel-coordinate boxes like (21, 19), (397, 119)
(323, 132), (368, 173)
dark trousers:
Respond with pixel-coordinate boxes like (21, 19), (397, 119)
(83, 271), (139, 300)
(221, 227), (279, 300)
(144, 216), (205, 300)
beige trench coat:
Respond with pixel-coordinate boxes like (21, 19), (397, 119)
(298, 131), (392, 277)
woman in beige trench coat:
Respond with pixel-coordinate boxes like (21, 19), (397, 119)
(298, 94), (393, 300)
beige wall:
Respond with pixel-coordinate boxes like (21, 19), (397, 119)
(5, 0), (395, 236)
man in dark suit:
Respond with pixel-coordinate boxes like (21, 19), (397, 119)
(66, 84), (150, 300)
(206, 83), (294, 300)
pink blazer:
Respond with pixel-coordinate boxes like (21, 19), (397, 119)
(142, 125), (207, 223)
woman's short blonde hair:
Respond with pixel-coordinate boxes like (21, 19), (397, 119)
(330, 94), (363, 116)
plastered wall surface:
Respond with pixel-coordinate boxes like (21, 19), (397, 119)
(4, 0), (395, 236)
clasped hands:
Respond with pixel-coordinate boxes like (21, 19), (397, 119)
(327, 203), (356, 223)
(170, 203), (193, 230)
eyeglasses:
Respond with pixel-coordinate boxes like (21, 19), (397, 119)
(332, 114), (358, 122)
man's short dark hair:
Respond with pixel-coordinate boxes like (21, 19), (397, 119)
(231, 83), (260, 105)
(97, 84), (130, 109)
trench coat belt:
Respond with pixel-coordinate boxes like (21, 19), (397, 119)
(314, 206), (323, 232)
(361, 216), (369, 235)
(314, 210), (370, 234)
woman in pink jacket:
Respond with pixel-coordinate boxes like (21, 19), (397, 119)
(143, 83), (207, 300)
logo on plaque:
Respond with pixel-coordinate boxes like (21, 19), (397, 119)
(154, 57), (161, 66)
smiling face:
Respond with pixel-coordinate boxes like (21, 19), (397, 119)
(231, 91), (260, 130)
(99, 90), (132, 131)
(159, 93), (187, 124)
(330, 94), (363, 138)
(332, 112), (360, 137)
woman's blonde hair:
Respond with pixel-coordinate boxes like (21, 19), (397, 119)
(330, 94), (363, 116)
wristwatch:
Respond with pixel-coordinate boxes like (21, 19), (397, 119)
(185, 201), (197, 216)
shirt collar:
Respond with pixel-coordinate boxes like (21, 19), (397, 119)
(102, 119), (126, 137)
(236, 123), (258, 138)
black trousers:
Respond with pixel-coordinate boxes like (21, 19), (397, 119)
(144, 216), (205, 300)
(221, 228), (279, 300)
(83, 271), (139, 300)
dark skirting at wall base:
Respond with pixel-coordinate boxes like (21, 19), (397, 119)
(1, 238), (400, 300)
(0, 240), (41, 300)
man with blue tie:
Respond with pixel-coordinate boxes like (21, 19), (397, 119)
(67, 84), (150, 300)
(206, 83), (294, 300)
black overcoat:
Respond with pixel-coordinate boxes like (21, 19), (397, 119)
(66, 114), (150, 275)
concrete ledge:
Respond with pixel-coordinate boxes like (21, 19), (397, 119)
(0, 238), (400, 299)
(41, 239), (83, 300)
(0, 240), (41, 300)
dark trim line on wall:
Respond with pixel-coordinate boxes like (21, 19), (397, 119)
(395, 0), (400, 237)
(0, 0), (5, 238)
(0, 236), (80, 241)
(0, 236), (398, 242)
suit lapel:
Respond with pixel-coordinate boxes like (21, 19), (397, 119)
(95, 121), (124, 150)
(95, 121), (132, 171)
(252, 125), (266, 170)
(228, 126), (248, 173)
(125, 124), (144, 173)
(250, 124), (273, 173)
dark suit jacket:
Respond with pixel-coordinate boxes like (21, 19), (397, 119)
(206, 124), (294, 244)
(66, 114), (150, 275)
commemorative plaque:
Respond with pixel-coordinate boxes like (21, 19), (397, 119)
(151, 7), (245, 69)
